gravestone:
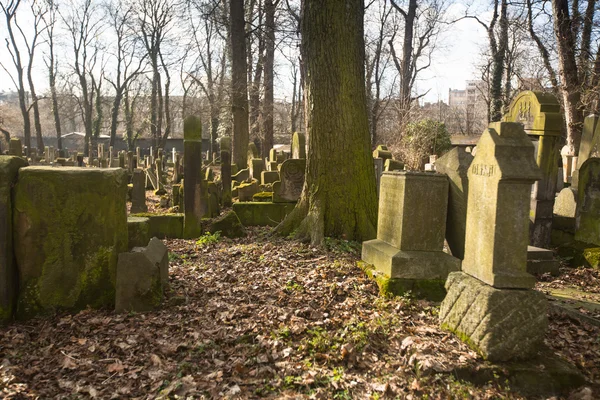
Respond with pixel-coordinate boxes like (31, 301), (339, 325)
(131, 169), (148, 213)
(502, 91), (562, 248)
(183, 116), (206, 238)
(8, 138), (22, 157)
(249, 158), (265, 180)
(572, 115), (600, 188)
(361, 171), (461, 300)
(374, 158), (384, 197)
(384, 159), (404, 171)
(291, 132), (306, 159)
(273, 159), (306, 202)
(372, 145), (392, 161)
(553, 187), (577, 233)
(221, 137), (232, 207)
(0, 156), (28, 322)
(261, 170), (279, 185)
(439, 122), (546, 362)
(13, 167), (128, 319)
(575, 158), (600, 246)
(435, 147), (474, 260)
(233, 168), (250, 182)
(115, 238), (168, 313)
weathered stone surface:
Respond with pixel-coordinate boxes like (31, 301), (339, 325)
(383, 159), (404, 171)
(130, 213), (184, 239)
(233, 168), (249, 182)
(373, 145), (392, 161)
(207, 210), (246, 238)
(435, 147), (473, 259)
(13, 167), (128, 319)
(253, 191), (273, 202)
(526, 246), (560, 275)
(462, 122), (541, 289)
(8, 138), (23, 157)
(115, 238), (168, 313)
(557, 240), (600, 269)
(0, 156), (28, 322)
(128, 216), (150, 249)
(553, 187), (577, 232)
(291, 132), (306, 159)
(440, 272), (547, 362)
(130, 169), (148, 213)
(377, 171), (449, 251)
(249, 158), (265, 180)
(273, 159), (305, 203)
(183, 116), (206, 238)
(575, 158), (600, 246)
(503, 91), (562, 248)
(233, 202), (295, 226)
(238, 180), (259, 201)
(572, 115), (600, 188)
(221, 150), (232, 207)
(261, 170), (279, 185)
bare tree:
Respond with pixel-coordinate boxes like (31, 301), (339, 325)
(262, 0), (280, 154)
(42, 0), (62, 150)
(230, 0), (249, 168)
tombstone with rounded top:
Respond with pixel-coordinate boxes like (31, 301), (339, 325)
(291, 132), (306, 159)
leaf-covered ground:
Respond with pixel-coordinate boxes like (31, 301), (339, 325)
(1, 228), (599, 399)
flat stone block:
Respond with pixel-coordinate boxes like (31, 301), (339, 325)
(232, 202), (295, 227)
(362, 239), (460, 280)
(128, 216), (150, 249)
(130, 213), (184, 239)
(440, 272), (547, 362)
(116, 238), (168, 313)
(207, 210), (246, 238)
(261, 170), (279, 185)
(13, 167), (128, 319)
(527, 245), (554, 260)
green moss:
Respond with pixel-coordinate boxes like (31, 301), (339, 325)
(440, 322), (483, 357)
(130, 213), (184, 239)
(13, 167), (128, 319)
(184, 116), (202, 140)
(232, 202), (295, 226)
(128, 217), (150, 248)
(207, 211), (246, 238)
(253, 192), (273, 202)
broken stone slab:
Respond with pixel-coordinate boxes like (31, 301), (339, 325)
(13, 167), (128, 319)
(232, 168), (250, 182)
(0, 156), (28, 322)
(207, 210), (246, 238)
(261, 170), (279, 185)
(115, 237), (168, 313)
(440, 272), (548, 362)
(128, 216), (150, 249)
(526, 245), (560, 276)
(238, 180), (259, 201)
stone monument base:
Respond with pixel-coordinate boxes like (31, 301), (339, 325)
(361, 239), (461, 300)
(440, 272), (547, 362)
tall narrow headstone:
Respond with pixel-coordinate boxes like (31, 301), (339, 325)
(291, 132), (306, 159)
(183, 116), (206, 238)
(221, 137), (232, 207)
(502, 91), (562, 248)
(575, 158), (600, 246)
(440, 122), (547, 362)
(8, 138), (22, 157)
(130, 168), (148, 213)
(572, 115), (600, 188)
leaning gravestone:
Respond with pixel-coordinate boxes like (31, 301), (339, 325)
(502, 91), (562, 248)
(575, 158), (600, 246)
(13, 167), (128, 319)
(0, 156), (28, 322)
(439, 122), (546, 362)
(183, 116), (206, 238)
(362, 171), (461, 300)
(273, 159), (306, 202)
(291, 132), (306, 159)
(435, 147), (473, 260)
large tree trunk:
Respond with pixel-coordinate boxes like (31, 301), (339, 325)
(49, 62), (62, 151)
(553, 0), (583, 152)
(276, 0), (377, 245)
(231, 0), (250, 169)
(109, 91), (123, 147)
(263, 0), (276, 156)
(490, 0), (508, 122)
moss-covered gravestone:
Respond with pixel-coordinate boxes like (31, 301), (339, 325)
(440, 122), (547, 361)
(0, 156), (28, 322)
(273, 159), (306, 203)
(183, 116), (206, 238)
(13, 167), (128, 319)
(435, 147), (473, 260)
(361, 171), (461, 300)
(503, 91), (562, 248)
(291, 132), (306, 159)
(575, 158), (600, 246)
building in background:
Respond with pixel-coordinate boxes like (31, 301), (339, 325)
(448, 80), (488, 136)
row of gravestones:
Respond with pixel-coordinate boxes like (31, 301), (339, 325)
(362, 121), (546, 362)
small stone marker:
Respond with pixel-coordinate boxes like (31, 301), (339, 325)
(115, 237), (168, 313)
(291, 132), (306, 159)
(435, 147), (473, 260)
(183, 116), (206, 238)
(361, 171), (460, 300)
(575, 158), (600, 246)
(76, 153), (84, 167)
(8, 138), (22, 157)
(273, 159), (306, 202)
(131, 168), (148, 213)
(439, 122), (547, 362)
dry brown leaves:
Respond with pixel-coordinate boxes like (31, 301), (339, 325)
(0, 228), (597, 398)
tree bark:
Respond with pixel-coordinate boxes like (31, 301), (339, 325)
(262, 0), (277, 156)
(490, 0), (508, 122)
(553, 0), (583, 152)
(276, 0), (377, 245)
(231, 0), (250, 169)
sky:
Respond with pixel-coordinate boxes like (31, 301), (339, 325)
(0, 1), (489, 105)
